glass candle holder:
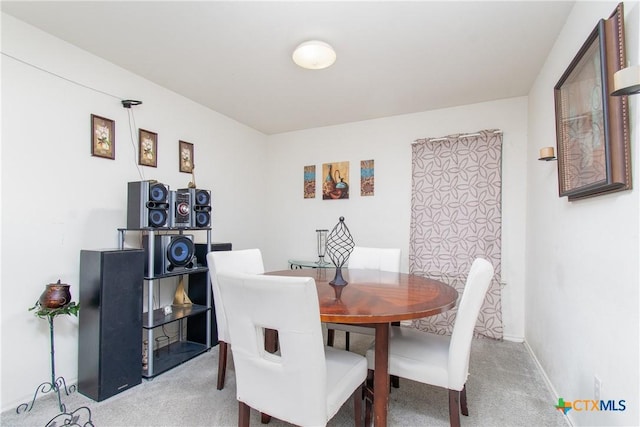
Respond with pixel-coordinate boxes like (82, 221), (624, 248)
(316, 229), (329, 265)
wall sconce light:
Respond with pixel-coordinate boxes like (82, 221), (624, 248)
(539, 147), (556, 161)
(292, 40), (336, 70)
(611, 65), (640, 96)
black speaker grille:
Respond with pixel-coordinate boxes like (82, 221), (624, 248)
(194, 211), (210, 228)
(149, 183), (169, 202)
(166, 236), (195, 267)
(195, 190), (210, 205)
(148, 209), (168, 227)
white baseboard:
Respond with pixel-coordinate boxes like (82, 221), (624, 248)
(502, 333), (524, 343)
(523, 340), (574, 427)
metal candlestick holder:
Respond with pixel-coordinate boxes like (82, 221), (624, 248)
(316, 229), (329, 266)
(326, 217), (355, 286)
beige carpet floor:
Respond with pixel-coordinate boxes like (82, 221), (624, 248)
(1, 333), (569, 426)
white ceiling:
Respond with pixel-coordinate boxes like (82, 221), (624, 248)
(2, 1), (575, 135)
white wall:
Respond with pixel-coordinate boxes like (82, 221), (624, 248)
(0, 14), (268, 411)
(526, 1), (639, 426)
(5, 2), (638, 423)
(264, 97), (529, 342)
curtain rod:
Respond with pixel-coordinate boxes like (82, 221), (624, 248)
(413, 129), (502, 144)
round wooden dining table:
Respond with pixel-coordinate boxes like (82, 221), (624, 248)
(265, 268), (458, 427)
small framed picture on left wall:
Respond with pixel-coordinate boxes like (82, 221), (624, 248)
(138, 129), (158, 167)
(179, 140), (194, 173)
(91, 114), (115, 159)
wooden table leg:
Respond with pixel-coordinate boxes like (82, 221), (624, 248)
(373, 323), (390, 427)
(262, 329), (277, 424)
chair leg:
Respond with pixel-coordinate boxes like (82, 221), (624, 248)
(448, 389), (461, 427)
(217, 341), (228, 390)
(368, 367), (398, 393)
(239, 401), (250, 427)
(264, 329), (279, 353)
(391, 375), (400, 388)
(364, 398), (373, 427)
(327, 329), (335, 347)
(345, 331), (351, 351)
(363, 378), (374, 427)
(389, 322), (400, 389)
(366, 369), (374, 389)
(260, 413), (271, 424)
(353, 384), (363, 427)
(460, 384), (468, 416)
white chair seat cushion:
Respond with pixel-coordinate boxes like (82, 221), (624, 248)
(366, 326), (453, 390)
(325, 322), (374, 336)
(325, 346), (368, 419)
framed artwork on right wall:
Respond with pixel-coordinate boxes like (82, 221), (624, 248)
(554, 3), (631, 201)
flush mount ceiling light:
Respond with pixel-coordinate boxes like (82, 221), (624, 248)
(292, 40), (336, 70)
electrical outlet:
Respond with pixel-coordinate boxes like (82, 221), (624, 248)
(594, 375), (602, 401)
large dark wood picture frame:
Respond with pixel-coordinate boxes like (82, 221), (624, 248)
(554, 3), (631, 201)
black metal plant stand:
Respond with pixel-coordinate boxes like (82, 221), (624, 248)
(17, 301), (93, 426)
(17, 310), (74, 414)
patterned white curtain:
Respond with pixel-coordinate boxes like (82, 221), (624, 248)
(410, 129), (503, 339)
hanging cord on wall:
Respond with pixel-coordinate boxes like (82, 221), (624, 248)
(126, 107), (145, 181)
(2, 51), (123, 100)
(3, 51), (145, 179)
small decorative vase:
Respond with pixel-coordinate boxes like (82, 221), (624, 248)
(334, 171), (349, 199)
(326, 217), (355, 287)
(323, 164), (336, 198)
(316, 229), (329, 266)
(39, 280), (72, 309)
(329, 283), (345, 300)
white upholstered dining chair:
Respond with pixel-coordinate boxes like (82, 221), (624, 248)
(206, 249), (265, 390)
(365, 257), (494, 427)
(216, 271), (368, 427)
(326, 246), (401, 350)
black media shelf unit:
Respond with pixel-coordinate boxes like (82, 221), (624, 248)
(146, 341), (207, 378)
(143, 265), (209, 280)
(143, 304), (209, 328)
(118, 227), (212, 379)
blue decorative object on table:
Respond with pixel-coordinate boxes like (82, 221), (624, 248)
(326, 217), (355, 286)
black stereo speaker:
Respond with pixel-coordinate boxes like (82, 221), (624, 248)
(182, 188), (211, 228)
(78, 248), (144, 401)
(188, 242), (232, 346)
(170, 189), (192, 228)
(194, 242), (233, 266)
(127, 181), (170, 228)
(144, 234), (196, 275)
